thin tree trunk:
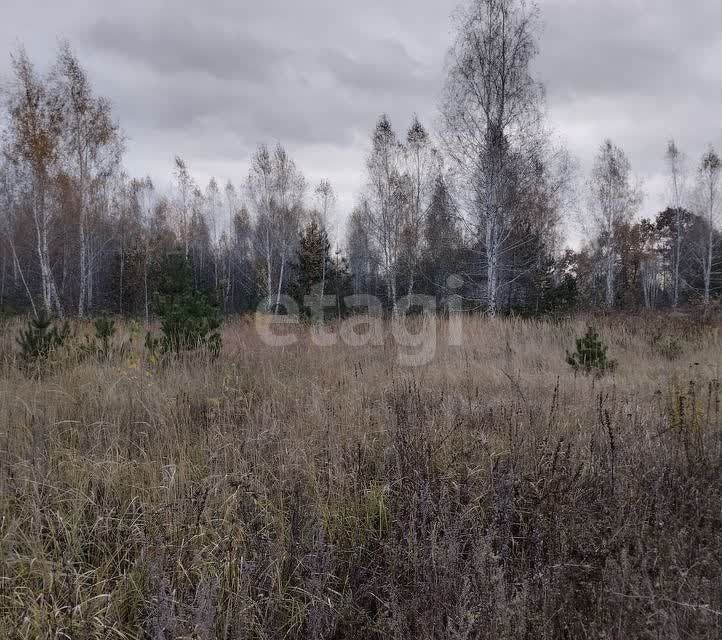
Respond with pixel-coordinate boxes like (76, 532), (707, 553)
(87, 238), (94, 311)
(320, 251), (326, 301)
(144, 253), (150, 327)
(119, 241), (124, 315)
(2, 229), (37, 318)
(12, 244), (18, 288)
(704, 225), (713, 305)
(77, 166), (90, 318)
(78, 209), (88, 317)
(33, 177), (63, 317)
(265, 227), (273, 309)
(486, 219), (498, 318)
(485, 137), (502, 319)
(0, 250), (5, 306)
(266, 254), (273, 309)
(673, 207), (681, 308)
(386, 269), (397, 315)
(275, 251), (286, 313)
(487, 253), (497, 318)
(606, 246), (615, 308)
(61, 238), (67, 296)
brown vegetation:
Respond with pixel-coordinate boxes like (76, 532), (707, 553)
(0, 314), (720, 639)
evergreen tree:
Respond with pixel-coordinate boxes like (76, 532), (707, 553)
(292, 220), (352, 319)
(295, 220), (330, 297)
(154, 252), (221, 356)
(566, 326), (616, 375)
(421, 176), (465, 309)
(16, 309), (69, 365)
(535, 251), (578, 315)
(93, 314), (116, 358)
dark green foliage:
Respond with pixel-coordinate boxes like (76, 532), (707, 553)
(0, 304), (22, 322)
(295, 220), (330, 301)
(292, 220), (352, 320)
(94, 315), (116, 358)
(16, 309), (69, 365)
(78, 314), (118, 360)
(154, 252), (221, 356)
(545, 271), (578, 312)
(535, 250), (578, 315)
(566, 326), (617, 374)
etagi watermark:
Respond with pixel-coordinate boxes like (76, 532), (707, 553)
(255, 276), (465, 367)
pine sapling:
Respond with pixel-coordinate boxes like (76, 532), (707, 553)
(566, 326), (617, 375)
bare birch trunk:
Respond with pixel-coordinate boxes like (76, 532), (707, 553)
(275, 251), (286, 313)
(605, 246), (615, 308)
(265, 228), (273, 310)
(673, 207), (681, 308)
(33, 176), (63, 317)
(78, 205), (88, 317)
(703, 225), (713, 305)
(144, 253), (150, 327)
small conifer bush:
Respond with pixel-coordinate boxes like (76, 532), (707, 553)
(153, 253), (221, 357)
(94, 315), (116, 358)
(566, 325), (616, 374)
(16, 309), (69, 366)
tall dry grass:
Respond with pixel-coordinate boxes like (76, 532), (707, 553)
(0, 313), (720, 639)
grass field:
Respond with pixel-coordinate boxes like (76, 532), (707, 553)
(0, 313), (720, 639)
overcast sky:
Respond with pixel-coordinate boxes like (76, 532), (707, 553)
(2, 0), (720, 245)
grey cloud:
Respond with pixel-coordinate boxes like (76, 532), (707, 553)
(539, 5), (718, 103)
(83, 13), (436, 150)
(85, 15), (283, 82)
(533, 0), (722, 213)
(322, 38), (432, 95)
(2, 0), (719, 231)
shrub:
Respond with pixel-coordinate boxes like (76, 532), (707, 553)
(153, 253), (221, 357)
(16, 309), (69, 367)
(94, 315), (117, 358)
(75, 314), (123, 361)
(566, 325), (616, 374)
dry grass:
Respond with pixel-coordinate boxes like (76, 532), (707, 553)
(0, 313), (720, 639)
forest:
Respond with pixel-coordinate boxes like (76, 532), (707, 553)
(1, 7), (719, 322)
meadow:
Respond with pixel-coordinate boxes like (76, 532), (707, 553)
(0, 313), (720, 639)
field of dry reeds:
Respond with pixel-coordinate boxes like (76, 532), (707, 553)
(0, 313), (720, 639)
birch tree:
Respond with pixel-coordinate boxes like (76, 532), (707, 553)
(224, 180), (238, 309)
(588, 140), (641, 308)
(248, 145), (275, 307)
(247, 143), (305, 311)
(271, 145), (305, 312)
(440, 0), (544, 317)
(695, 147), (720, 305)
(313, 179), (336, 300)
(173, 156), (193, 257)
(403, 116), (438, 296)
(131, 176), (156, 325)
(363, 114), (404, 312)
(665, 140), (687, 308)
(0, 160), (37, 316)
(205, 177), (222, 288)
(639, 220), (661, 310)
(54, 42), (122, 317)
(5, 49), (64, 316)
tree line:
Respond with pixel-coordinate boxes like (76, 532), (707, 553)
(1, 0), (719, 322)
